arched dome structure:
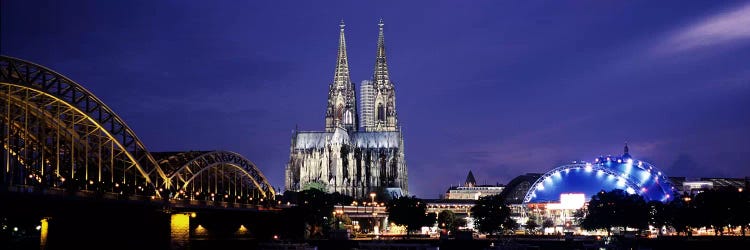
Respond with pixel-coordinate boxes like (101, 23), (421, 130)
(523, 148), (675, 204)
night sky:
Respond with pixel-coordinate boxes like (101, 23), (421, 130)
(2, 1), (749, 198)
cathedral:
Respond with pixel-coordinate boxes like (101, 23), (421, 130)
(285, 20), (408, 199)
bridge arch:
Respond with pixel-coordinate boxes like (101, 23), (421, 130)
(162, 151), (275, 200)
(1, 56), (167, 195)
(1, 55), (277, 202)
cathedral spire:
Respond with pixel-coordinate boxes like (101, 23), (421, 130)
(326, 20), (358, 132)
(334, 19), (351, 87)
(365, 19), (398, 132)
(373, 18), (390, 86)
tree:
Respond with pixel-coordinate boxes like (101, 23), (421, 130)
(624, 192), (649, 234)
(387, 196), (435, 237)
(581, 189), (648, 236)
(647, 200), (668, 236)
(666, 193), (697, 236)
(296, 189), (335, 238)
(503, 218), (519, 235)
(735, 190), (750, 236)
(438, 210), (466, 234)
(525, 216), (539, 235)
(281, 189), (354, 239)
(471, 194), (513, 236)
(542, 219), (555, 234)
(694, 189), (732, 235)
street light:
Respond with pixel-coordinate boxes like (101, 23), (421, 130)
(370, 192), (376, 204)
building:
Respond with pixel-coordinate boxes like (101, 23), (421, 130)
(675, 177), (747, 195)
(359, 80), (375, 130)
(500, 173), (542, 204)
(444, 171), (504, 200)
(285, 20), (408, 199)
(523, 144), (676, 204)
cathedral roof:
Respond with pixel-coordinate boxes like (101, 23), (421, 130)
(330, 126), (350, 145)
(293, 131), (401, 149)
(352, 131), (401, 148)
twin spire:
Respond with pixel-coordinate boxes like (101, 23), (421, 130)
(374, 19), (390, 86)
(328, 19), (397, 132)
(333, 19), (391, 88)
(333, 20), (351, 88)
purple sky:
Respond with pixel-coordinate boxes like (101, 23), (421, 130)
(3, 0), (750, 198)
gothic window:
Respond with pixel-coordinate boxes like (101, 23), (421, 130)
(377, 103), (385, 122)
(344, 109), (353, 125)
(336, 105), (343, 121)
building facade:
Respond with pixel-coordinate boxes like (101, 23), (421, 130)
(444, 171), (504, 200)
(285, 20), (408, 199)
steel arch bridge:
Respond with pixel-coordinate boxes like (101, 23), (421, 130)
(157, 150), (275, 201)
(0, 55), (274, 202)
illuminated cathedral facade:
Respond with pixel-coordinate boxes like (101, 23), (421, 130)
(285, 20), (408, 199)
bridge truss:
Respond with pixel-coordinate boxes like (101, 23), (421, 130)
(0, 56), (274, 202)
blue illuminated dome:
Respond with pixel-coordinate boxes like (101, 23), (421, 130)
(524, 146), (675, 203)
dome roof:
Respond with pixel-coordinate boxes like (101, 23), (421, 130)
(524, 156), (675, 204)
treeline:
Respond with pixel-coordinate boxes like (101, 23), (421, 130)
(277, 187), (749, 240)
(580, 188), (750, 236)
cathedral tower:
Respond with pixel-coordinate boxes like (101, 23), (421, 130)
(287, 20), (408, 199)
(326, 20), (359, 132)
(364, 19), (399, 132)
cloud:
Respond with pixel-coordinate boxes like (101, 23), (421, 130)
(657, 3), (750, 54)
